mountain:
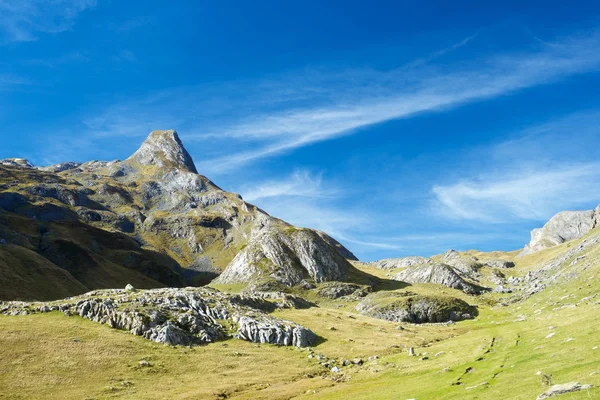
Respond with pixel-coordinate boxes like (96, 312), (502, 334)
(3, 200), (600, 399)
(521, 205), (600, 255)
(0, 130), (356, 301)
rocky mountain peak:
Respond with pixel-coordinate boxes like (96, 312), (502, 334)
(521, 205), (600, 255)
(125, 130), (198, 174)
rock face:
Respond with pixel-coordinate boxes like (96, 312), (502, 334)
(214, 220), (352, 287)
(442, 250), (483, 274)
(0, 130), (356, 300)
(125, 130), (198, 174)
(522, 207), (600, 255)
(314, 282), (371, 299)
(370, 256), (429, 270)
(356, 292), (476, 323)
(392, 262), (485, 295)
(0, 287), (316, 347)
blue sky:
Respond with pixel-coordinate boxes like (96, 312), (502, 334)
(2, 1), (600, 260)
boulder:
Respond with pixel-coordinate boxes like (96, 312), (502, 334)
(484, 259), (515, 269)
(536, 382), (593, 400)
(356, 292), (476, 323)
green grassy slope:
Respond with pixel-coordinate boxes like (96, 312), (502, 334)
(1, 228), (600, 399)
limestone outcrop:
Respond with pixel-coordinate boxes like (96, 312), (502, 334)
(521, 206), (600, 255)
(356, 292), (476, 323)
(392, 262), (485, 294)
(0, 287), (316, 347)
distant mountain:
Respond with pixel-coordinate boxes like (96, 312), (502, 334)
(0, 130), (357, 301)
(521, 205), (600, 255)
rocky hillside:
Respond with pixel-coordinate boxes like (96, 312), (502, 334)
(0, 130), (356, 301)
(521, 205), (600, 255)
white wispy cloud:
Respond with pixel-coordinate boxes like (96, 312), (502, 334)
(242, 170), (335, 202)
(0, 0), (96, 43)
(191, 30), (600, 172)
(62, 29), (600, 174)
(433, 163), (600, 222)
(431, 111), (600, 223)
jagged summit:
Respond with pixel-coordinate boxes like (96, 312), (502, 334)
(125, 130), (198, 174)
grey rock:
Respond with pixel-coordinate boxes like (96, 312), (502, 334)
(356, 292), (476, 323)
(392, 262), (485, 294)
(235, 314), (316, 347)
(522, 207), (599, 255)
(40, 162), (81, 173)
(370, 256), (430, 270)
(0, 158), (34, 168)
(536, 382), (593, 400)
(125, 284), (135, 291)
(493, 286), (512, 294)
(125, 130), (198, 174)
(1, 287), (315, 347)
(215, 218), (352, 287)
(484, 259), (515, 269)
(26, 184), (90, 207)
(315, 282), (371, 299)
(442, 250), (482, 275)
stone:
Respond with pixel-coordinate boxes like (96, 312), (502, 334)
(522, 207), (600, 255)
(357, 292), (477, 323)
(484, 259), (515, 269)
(370, 256), (430, 270)
(331, 366), (341, 373)
(536, 382), (593, 399)
(39, 162), (81, 173)
(442, 250), (482, 274)
(235, 313), (316, 348)
(125, 130), (198, 174)
(215, 217), (354, 287)
(125, 284), (135, 291)
(392, 262), (485, 294)
(1, 287), (316, 348)
(0, 158), (34, 168)
(315, 282), (371, 299)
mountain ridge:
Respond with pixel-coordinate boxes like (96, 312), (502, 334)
(0, 130), (356, 301)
